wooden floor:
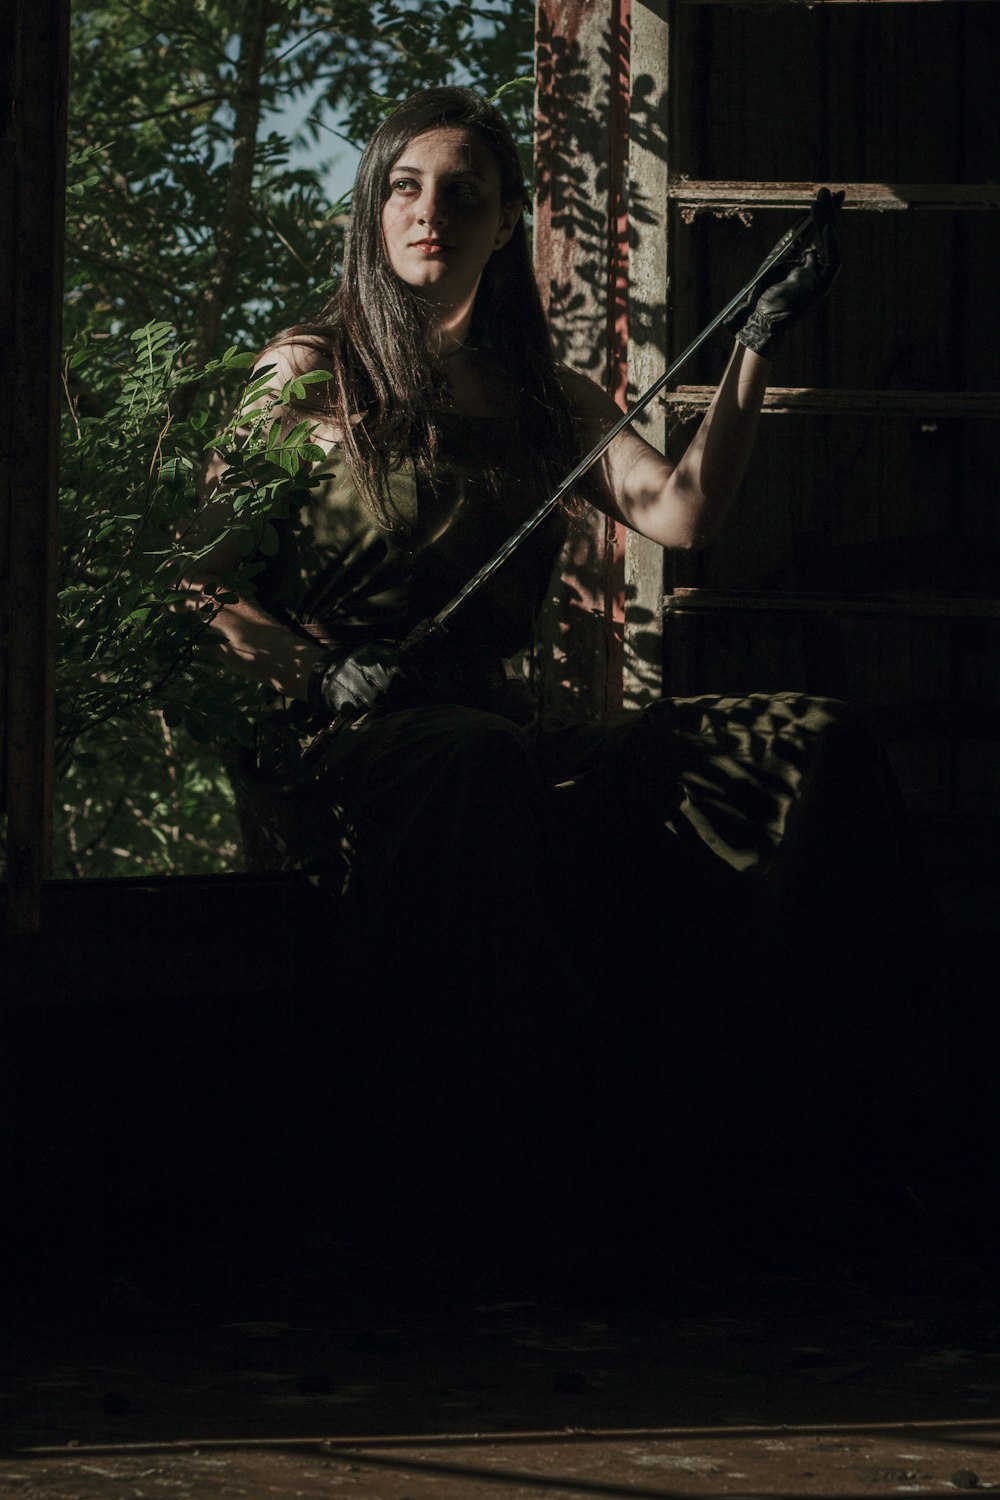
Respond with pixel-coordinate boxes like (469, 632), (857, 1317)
(4, 867), (999, 1497)
(4, 1218), (1000, 1500)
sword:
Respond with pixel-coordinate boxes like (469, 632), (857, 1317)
(301, 205), (816, 758)
(402, 206), (816, 656)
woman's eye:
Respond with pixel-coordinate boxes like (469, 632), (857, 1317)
(387, 176), (481, 201)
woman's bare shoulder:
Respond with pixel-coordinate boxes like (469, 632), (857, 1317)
(244, 329), (345, 445)
(555, 363), (622, 425)
(253, 331), (336, 392)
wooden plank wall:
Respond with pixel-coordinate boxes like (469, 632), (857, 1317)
(665, 2), (1000, 832)
(535, 0), (1000, 842)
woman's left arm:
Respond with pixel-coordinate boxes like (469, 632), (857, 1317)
(568, 187), (843, 551)
(564, 341), (770, 551)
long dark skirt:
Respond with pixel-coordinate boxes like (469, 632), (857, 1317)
(229, 691), (936, 1266)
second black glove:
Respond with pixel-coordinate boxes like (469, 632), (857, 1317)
(307, 641), (407, 721)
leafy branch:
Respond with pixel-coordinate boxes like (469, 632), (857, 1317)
(57, 0), (534, 880)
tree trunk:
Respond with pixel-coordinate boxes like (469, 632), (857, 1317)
(178, 0), (271, 411)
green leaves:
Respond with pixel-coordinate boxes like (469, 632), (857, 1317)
(56, 318), (291, 876)
(66, 140), (109, 198)
(58, 0), (534, 879)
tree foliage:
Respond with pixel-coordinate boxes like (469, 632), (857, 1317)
(58, 0), (534, 878)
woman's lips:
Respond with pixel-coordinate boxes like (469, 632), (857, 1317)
(411, 240), (453, 254)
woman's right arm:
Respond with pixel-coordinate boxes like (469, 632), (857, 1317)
(177, 569), (327, 702)
(175, 341), (336, 703)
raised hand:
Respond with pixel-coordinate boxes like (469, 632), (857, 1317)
(724, 187), (844, 360)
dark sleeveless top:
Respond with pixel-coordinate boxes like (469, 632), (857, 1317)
(254, 411), (568, 667)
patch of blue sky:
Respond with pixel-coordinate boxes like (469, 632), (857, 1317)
(259, 5), (528, 215)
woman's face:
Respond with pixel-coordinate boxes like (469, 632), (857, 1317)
(380, 126), (520, 310)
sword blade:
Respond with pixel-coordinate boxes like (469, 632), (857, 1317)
(404, 206), (815, 653)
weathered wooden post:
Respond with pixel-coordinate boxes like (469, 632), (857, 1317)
(1, 0), (71, 934)
(533, 0), (632, 721)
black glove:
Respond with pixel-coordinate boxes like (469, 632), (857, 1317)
(307, 641), (407, 721)
(724, 187), (844, 360)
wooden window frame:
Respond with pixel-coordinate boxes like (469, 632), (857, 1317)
(1, 0), (70, 935)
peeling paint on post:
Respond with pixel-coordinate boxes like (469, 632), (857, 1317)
(534, 0), (631, 722)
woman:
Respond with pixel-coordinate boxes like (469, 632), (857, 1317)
(181, 88), (921, 1270)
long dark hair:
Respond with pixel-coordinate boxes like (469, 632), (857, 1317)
(267, 86), (578, 528)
